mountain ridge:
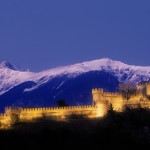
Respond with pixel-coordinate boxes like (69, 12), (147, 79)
(2, 58), (150, 73)
(1, 58), (150, 95)
(0, 58), (150, 111)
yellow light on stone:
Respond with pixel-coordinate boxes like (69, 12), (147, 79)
(62, 116), (65, 119)
(97, 103), (106, 117)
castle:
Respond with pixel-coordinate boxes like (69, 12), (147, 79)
(1, 82), (150, 125)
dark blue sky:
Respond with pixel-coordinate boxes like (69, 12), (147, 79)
(0, 0), (150, 71)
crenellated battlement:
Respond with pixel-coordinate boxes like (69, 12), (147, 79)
(92, 88), (104, 94)
(103, 92), (121, 97)
(0, 105), (98, 122)
(20, 105), (95, 111)
(4, 105), (96, 116)
(5, 106), (21, 116)
(92, 89), (121, 97)
(5, 106), (21, 111)
(137, 81), (150, 86)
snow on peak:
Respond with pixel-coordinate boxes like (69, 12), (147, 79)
(77, 58), (128, 70)
(37, 58), (150, 78)
(0, 61), (20, 70)
(70, 58), (150, 73)
(0, 58), (150, 95)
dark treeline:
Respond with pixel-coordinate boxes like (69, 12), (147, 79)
(1, 108), (150, 149)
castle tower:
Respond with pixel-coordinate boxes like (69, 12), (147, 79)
(137, 82), (150, 97)
(92, 88), (103, 105)
(5, 107), (21, 116)
(146, 83), (150, 96)
(92, 88), (108, 117)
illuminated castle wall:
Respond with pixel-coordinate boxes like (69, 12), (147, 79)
(1, 82), (150, 125)
(5, 105), (97, 121)
(92, 88), (123, 111)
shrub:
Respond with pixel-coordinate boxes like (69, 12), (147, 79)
(57, 99), (68, 107)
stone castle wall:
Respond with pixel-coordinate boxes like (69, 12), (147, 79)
(92, 88), (123, 111)
(137, 82), (150, 96)
(1, 82), (150, 125)
(5, 105), (97, 121)
(0, 113), (10, 124)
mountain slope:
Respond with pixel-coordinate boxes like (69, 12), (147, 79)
(0, 58), (150, 111)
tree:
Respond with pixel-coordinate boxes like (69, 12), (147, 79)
(119, 81), (136, 100)
(107, 103), (115, 116)
(108, 103), (113, 112)
(57, 99), (68, 107)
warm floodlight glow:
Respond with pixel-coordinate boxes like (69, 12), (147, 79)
(97, 103), (106, 117)
(62, 116), (65, 119)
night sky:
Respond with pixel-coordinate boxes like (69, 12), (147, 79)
(0, 0), (150, 71)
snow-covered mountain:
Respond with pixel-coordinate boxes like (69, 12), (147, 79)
(0, 58), (150, 111)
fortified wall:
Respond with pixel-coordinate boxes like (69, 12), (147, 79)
(1, 81), (150, 125)
(92, 88), (123, 111)
(5, 105), (97, 121)
(137, 82), (150, 97)
(0, 113), (10, 124)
